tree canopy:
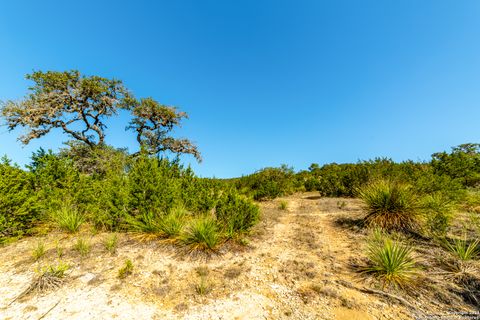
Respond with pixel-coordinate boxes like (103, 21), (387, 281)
(1, 70), (200, 161)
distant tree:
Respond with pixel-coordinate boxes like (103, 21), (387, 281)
(431, 143), (480, 187)
(1, 70), (130, 147)
(127, 97), (201, 161)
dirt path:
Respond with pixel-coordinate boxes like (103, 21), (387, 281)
(0, 194), (417, 319)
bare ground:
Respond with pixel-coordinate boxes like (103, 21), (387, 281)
(0, 193), (479, 319)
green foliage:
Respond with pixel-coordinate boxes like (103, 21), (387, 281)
(215, 190), (260, 237)
(182, 216), (220, 251)
(236, 165), (297, 200)
(74, 238), (91, 257)
(125, 211), (162, 233)
(420, 193), (455, 237)
(118, 259), (134, 279)
(127, 154), (182, 216)
(279, 200), (288, 210)
(308, 161), (371, 197)
(358, 180), (419, 232)
(362, 233), (418, 288)
(158, 207), (187, 238)
(195, 270), (212, 295)
(41, 262), (70, 278)
(29, 262), (69, 293)
(32, 241), (46, 261)
(55, 241), (64, 258)
(103, 234), (118, 254)
(51, 205), (84, 233)
(1, 140), (476, 247)
(0, 156), (38, 242)
(443, 236), (480, 261)
(432, 143), (480, 188)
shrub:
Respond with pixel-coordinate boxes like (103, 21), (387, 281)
(182, 216), (219, 251)
(362, 234), (418, 288)
(236, 165), (297, 200)
(127, 155), (181, 216)
(0, 157), (39, 242)
(51, 205), (84, 233)
(431, 143), (480, 188)
(358, 180), (419, 232)
(158, 207), (186, 238)
(420, 193), (455, 237)
(443, 236), (480, 261)
(118, 259), (134, 279)
(215, 190), (259, 237)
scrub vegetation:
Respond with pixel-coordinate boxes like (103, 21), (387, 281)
(1, 70), (480, 318)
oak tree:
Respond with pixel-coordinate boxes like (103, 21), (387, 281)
(1, 70), (129, 147)
(1, 70), (201, 161)
(127, 97), (201, 161)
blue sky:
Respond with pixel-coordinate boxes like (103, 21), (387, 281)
(1, 1), (480, 177)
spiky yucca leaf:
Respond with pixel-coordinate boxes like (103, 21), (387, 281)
(362, 237), (418, 288)
(358, 180), (419, 232)
(443, 237), (480, 261)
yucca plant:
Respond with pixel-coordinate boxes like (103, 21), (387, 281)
(443, 236), (480, 261)
(182, 216), (219, 251)
(358, 180), (419, 232)
(362, 235), (418, 288)
(124, 211), (162, 233)
(158, 207), (186, 239)
(51, 205), (85, 233)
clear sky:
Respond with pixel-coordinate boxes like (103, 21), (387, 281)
(1, 1), (480, 178)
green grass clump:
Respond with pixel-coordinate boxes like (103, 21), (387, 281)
(279, 200), (288, 210)
(103, 234), (118, 254)
(74, 238), (91, 257)
(337, 201), (347, 210)
(158, 207), (186, 238)
(443, 236), (480, 261)
(182, 216), (219, 251)
(124, 211), (161, 233)
(51, 206), (84, 233)
(194, 265), (212, 295)
(118, 259), (134, 279)
(32, 242), (46, 261)
(358, 180), (419, 232)
(55, 241), (64, 258)
(29, 262), (70, 293)
(362, 233), (418, 288)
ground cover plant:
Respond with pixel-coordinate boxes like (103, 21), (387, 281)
(357, 180), (419, 232)
(361, 230), (419, 289)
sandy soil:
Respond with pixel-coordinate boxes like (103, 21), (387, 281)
(0, 193), (478, 319)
